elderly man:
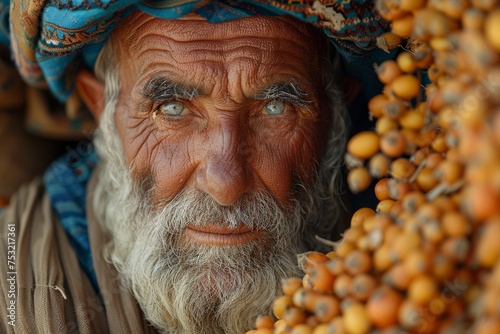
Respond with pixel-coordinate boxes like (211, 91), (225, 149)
(0, 0), (389, 333)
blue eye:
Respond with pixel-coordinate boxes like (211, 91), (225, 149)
(159, 101), (186, 116)
(264, 100), (285, 115)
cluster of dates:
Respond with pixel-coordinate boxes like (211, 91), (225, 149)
(247, 0), (500, 333)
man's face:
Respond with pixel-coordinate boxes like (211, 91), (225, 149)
(93, 11), (337, 334)
(113, 11), (330, 210)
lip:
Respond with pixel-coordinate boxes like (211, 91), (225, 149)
(185, 223), (260, 246)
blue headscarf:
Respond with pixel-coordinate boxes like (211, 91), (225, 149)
(0, 0), (390, 102)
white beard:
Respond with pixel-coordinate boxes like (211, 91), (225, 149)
(91, 93), (336, 333)
(109, 192), (305, 334)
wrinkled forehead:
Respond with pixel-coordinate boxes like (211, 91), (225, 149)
(109, 11), (326, 57)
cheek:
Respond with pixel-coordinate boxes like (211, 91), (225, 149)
(148, 142), (196, 203)
(290, 123), (325, 178)
(253, 119), (325, 202)
(115, 108), (197, 202)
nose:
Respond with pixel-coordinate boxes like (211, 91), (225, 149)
(195, 123), (252, 206)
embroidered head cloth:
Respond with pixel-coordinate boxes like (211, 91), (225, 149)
(0, 0), (389, 102)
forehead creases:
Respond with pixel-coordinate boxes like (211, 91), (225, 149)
(116, 12), (320, 48)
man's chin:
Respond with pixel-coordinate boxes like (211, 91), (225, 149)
(127, 243), (298, 334)
(171, 235), (275, 271)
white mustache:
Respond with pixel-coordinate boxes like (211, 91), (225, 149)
(139, 187), (304, 250)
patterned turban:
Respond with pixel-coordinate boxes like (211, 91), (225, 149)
(0, 0), (391, 102)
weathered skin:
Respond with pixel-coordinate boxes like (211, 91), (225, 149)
(81, 12), (334, 244)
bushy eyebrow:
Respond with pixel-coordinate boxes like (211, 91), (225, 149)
(141, 76), (200, 102)
(255, 80), (314, 109)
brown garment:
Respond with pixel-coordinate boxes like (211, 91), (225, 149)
(0, 174), (159, 333)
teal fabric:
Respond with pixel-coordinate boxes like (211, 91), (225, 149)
(43, 144), (99, 290)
